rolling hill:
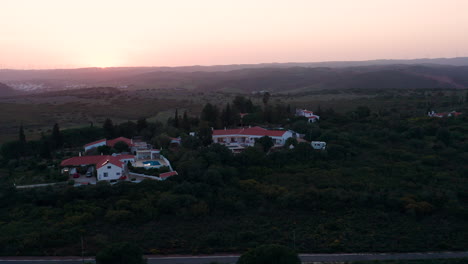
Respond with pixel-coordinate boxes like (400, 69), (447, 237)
(1, 58), (468, 94)
(0, 82), (17, 97)
(122, 65), (468, 93)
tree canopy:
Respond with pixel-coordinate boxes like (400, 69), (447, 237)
(96, 242), (146, 264)
(237, 244), (300, 264)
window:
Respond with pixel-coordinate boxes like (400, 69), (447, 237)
(104, 172), (108, 177)
(116, 172), (121, 176)
(107, 166), (111, 169)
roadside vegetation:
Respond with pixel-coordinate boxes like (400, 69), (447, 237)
(350, 259), (468, 264)
(0, 89), (467, 255)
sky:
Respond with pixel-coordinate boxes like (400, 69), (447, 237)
(1, 0), (468, 69)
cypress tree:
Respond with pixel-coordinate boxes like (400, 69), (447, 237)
(103, 118), (115, 138)
(52, 123), (63, 149)
(19, 124), (26, 143)
(182, 111), (190, 132)
(174, 109), (179, 128)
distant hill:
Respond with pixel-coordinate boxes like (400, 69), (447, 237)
(1, 58), (468, 93)
(122, 65), (468, 93)
(0, 82), (17, 97)
(1, 57), (468, 80)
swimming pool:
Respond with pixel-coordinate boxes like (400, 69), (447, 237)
(143, 160), (161, 166)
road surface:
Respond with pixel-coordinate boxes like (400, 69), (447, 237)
(0, 251), (466, 264)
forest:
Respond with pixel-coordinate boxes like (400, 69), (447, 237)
(0, 92), (467, 256)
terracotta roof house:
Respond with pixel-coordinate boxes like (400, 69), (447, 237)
(212, 126), (297, 151)
(428, 111), (462, 118)
(296, 108), (320, 123)
(61, 155), (134, 181)
(84, 137), (134, 152)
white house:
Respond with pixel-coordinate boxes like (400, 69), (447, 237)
(112, 154), (135, 165)
(428, 110), (462, 118)
(296, 109), (320, 123)
(135, 149), (160, 160)
(311, 141), (327, 150)
(61, 155), (132, 181)
(96, 157), (125, 181)
(212, 126), (296, 150)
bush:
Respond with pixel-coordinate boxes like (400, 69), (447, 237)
(237, 244), (300, 264)
(96, 242), (146, 264)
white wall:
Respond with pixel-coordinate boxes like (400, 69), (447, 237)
(97, 163), (124, 181)
(213, 132), (294, 146)
(119, 158), (135, 165)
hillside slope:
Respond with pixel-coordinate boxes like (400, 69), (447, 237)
(0, 82), (17, 97)
(124, 65), (468, 93)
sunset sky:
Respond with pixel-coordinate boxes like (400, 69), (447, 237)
(1, 0), (468, 69)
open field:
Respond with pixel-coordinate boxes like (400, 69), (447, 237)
(0, 87), (466, 144)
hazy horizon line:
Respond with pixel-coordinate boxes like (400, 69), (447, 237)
(1, 55), (468, 71)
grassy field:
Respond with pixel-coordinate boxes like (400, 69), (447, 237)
(0, 87), (466, 144)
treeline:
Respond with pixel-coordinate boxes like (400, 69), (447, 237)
(0, 98), (467, 255)
(0, 95), (303, 162)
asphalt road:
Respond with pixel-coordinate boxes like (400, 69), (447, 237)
(0, 251), (466, 264)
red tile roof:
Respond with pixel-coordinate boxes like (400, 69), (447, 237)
(107, 137), (133, 147)
(212, 126), (287, 137)
(96, 156), (124, 169)
(160, 171), (178, 179)
(61, 155), (125, 168)
(61, 155), (106, 166)
(308, 115), (319, 119)
(84, 139), (106, 148)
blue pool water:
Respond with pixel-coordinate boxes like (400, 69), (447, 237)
(143, 160), (161, 166)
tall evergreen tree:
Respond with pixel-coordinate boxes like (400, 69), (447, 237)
(136, 118), (148, 133)
(262, 92), (271, 106)
(182, 111), (190, 132)
(201, 103), (219, 128)
(51, 123), (63, 149)
(103, 118), (115, 138)
(19, 124), (26, 143)
(198, 121), (213, 146)
(222, 103), (233, 127)
(174, 109), (179, 128)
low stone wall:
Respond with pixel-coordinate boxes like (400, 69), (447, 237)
(16, 182), (67, 189)
(128, 172), (162, 181)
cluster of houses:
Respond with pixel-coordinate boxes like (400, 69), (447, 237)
(60, 107), (325, 184)
(61, 136), (177, 184)
(427, 110), (462, 118)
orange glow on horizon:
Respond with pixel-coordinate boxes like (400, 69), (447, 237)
(1, 0), (468, 69)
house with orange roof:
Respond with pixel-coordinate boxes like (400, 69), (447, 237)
(61, 155), (131, 181)
(84, 137), (136, 152)
(212, 126), (297, 151)
(296, 108), (320, 123)
(428, 110), (462, 118)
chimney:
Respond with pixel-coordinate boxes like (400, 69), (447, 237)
(79, 152), (82, 157)
(224, 127), (226, 130)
